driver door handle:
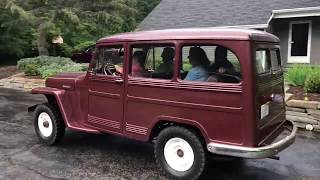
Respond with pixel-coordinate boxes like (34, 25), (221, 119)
(114, 79), (124, 83)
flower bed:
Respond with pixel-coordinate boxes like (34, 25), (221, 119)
(285, 65), (320, 132)
(0, 66), (20, 79)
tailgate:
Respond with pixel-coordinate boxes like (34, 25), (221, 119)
(255, 47), (285, 146)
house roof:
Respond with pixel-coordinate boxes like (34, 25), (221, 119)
(97, 28), (279, 44)
(137, 0), (320, 30)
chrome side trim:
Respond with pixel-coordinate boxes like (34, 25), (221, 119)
(207, 121), (297, 159)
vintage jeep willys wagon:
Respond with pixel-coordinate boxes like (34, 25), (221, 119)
(29, 28), (297, 179)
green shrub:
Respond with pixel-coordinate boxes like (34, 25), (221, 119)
(73, 41), (95, 53)
(183, 63), (192, 71)
(57, 43), (73, 57)
(285, 65), (315, 86)
(24, 63), (39, 76)
(304, 72), (320, 93)
(17, 56), (88, 79)
(38, 63), (88, 79)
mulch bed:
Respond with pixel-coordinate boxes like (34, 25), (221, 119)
(12, 72), (42, 79)
(287, 86), (320, 101)
(0, 66), (20, 79)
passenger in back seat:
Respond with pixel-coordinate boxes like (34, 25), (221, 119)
(184, 47), (210, 82)
(210, 46), (235, 75)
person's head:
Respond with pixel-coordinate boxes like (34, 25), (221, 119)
(132, 51), (146, 67)
(161, 47), (175, 63)
(215, 46), (228, 63)
(188, 47), (210, 68)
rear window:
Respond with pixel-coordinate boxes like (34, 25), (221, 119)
(255, 49), (281, 74)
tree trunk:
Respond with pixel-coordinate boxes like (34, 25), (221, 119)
(37, 23), (49, 56)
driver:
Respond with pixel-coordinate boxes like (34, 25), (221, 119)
(115, 51), (147, 77)
(131, 51), (148, 77)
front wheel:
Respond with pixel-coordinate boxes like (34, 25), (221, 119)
(33, 103), (65, 145)
(154, 126), (206, 180)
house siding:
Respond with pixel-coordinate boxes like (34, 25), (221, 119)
(311, 17), (320, 65)
(270, 17), (320, 66)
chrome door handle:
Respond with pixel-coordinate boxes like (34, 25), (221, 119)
(62, 85), (72, 90)
(114, 79), (124, 83)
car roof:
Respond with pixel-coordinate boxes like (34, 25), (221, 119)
(97, 28), (280, 44)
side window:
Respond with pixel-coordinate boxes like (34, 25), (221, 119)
(94, 46), (124, 76)
(130, 45), (175, 79)
(181, 45), (241, 83)
(255, 49), (271, 74)
(270, 49), (281, 71)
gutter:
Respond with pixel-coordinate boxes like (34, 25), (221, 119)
(270, 6), (320, 21)
(208, 6), (320, 31)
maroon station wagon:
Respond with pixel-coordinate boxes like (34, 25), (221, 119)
(29, 28), (297, 179)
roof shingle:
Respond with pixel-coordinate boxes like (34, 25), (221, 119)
(138, 0), (320, 30)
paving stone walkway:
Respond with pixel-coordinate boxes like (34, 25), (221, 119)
(0, 73), (45, 91)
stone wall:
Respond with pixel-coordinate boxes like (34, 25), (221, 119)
(286, 99), (320, 132)
(0, 73), (45, 91)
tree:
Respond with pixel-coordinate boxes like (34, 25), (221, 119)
(0, 0), (36, 58)
(136, 0), (160, 22)
(0, 0), (160, 60)
(3, 0), (137, 55)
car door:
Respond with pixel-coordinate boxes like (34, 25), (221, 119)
(87, 44), (126, 134)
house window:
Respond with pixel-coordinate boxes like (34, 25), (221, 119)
(130, 45), (175, 80)
(181, 45), (241, 83)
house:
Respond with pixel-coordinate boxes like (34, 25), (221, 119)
(137, 0), (320, 66)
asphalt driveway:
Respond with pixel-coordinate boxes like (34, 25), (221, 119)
(0, 87), (320, 180)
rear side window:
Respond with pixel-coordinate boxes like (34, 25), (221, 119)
(255, 50), (271, 74)
(181, 45), (241, 83)
(255, 49), (281, 74)
(270, 49), (281, 71)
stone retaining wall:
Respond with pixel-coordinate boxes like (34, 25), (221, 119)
(286, 99), (320, 132)
(0, 73), (45, 91)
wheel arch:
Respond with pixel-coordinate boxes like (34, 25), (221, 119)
(149, 116), (209, 146)
(30, 87), (69, 127)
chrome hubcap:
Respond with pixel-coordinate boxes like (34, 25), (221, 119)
(38, 112), (53, 137)
(164, 137), (194, 172)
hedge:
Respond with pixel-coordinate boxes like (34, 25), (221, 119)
(17, 56), (88, 79)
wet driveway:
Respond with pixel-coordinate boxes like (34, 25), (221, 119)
(0, 87), (319, 180)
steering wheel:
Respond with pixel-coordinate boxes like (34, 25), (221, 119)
(103, 63), (117, 76)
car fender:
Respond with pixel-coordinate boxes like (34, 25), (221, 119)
(30, 87), (71, 127)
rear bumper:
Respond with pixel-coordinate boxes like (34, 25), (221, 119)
(207, 120), (297, 159)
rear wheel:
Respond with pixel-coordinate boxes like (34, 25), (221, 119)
(154, 126), (206, 180)
(33, 103), (65, 145)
